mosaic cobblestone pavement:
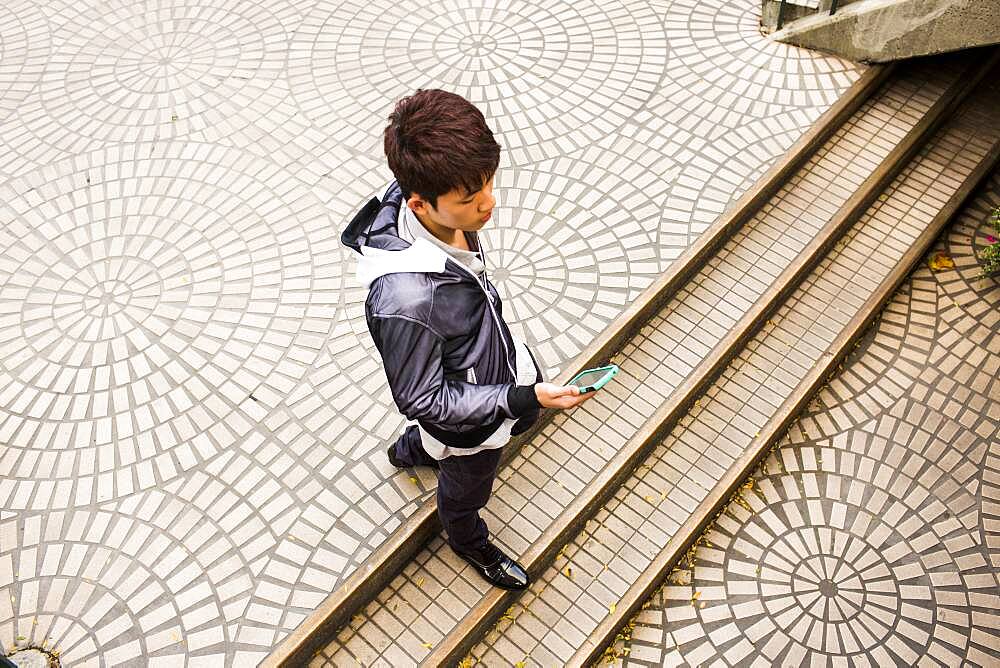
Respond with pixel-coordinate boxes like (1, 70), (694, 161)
(610, 169), (1000, 666)
(0, 0), (862, 664)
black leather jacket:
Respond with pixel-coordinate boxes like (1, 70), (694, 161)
(342, 183), (541, 449)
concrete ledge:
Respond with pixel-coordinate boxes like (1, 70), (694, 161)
(772, 0), (1000, 62)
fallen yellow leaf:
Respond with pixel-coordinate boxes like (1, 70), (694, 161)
(609, 603), (617, 614)
(421, 642), (434, 649)
(929, 252), (954, 271)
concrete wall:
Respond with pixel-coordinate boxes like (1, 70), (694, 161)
(770, 0), (1000, 63)
(761, 1), (818, 33)
(761, 0), (864, 33)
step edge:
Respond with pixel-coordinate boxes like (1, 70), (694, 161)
(570, 74), (1000, 668)
(423, 52), (994, 667)
(261, 64), (892, 668)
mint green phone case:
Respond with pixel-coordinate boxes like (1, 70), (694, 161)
(568, 364), (619, 393)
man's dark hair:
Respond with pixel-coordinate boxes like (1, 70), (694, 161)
(384, 89), (501, 208)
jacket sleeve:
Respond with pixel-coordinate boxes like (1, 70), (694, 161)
(370, 314), (521, 428)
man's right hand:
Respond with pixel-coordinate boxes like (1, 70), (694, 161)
(534, 382), (593, 409)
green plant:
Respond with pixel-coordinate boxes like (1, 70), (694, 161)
(979, 205), (1000, 278)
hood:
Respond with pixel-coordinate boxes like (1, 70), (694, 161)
(355, 238), (449, 289)
(341, 181), (453, 289)
(341, 181), (408, 253)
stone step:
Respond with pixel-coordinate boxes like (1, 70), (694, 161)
(299, 51), (990, 667)
(484, 55), (998, 667)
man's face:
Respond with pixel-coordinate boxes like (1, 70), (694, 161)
(408, 176), (496, 232)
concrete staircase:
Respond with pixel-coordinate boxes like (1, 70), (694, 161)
(262, 48), (1000, 667)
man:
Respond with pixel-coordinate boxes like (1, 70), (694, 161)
(341, 89), (591, 590)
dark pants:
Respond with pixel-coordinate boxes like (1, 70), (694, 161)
(393, 425), (502, 557)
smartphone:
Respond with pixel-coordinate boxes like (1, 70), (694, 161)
(568, 364), (619, 393)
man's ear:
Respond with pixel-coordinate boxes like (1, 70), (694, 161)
(407, 194), (429, 215)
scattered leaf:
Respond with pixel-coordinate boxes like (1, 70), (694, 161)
(410, 476), (418, 485)
(421, 642), (434, 649)
(609, 602), (617, 614)
(929, 252), (954, 272)
(669, 569), (692, 585)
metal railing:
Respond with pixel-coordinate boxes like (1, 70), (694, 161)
(777, 0), (840, 30)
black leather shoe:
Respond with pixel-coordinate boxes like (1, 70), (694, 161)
(457, 543), (529, 590)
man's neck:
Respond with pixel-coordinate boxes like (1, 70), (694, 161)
(415, 210), (469, 251)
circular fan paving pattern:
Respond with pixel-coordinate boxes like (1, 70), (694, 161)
(0, 2), (50, 122)
(0, 142), (344, 510)
(0, 0), (292, 176)
(289, 0), (668, 163)
(640, 449), (996, 666)
(0, 486), (266, 666)
(656, 0), (860, 120)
